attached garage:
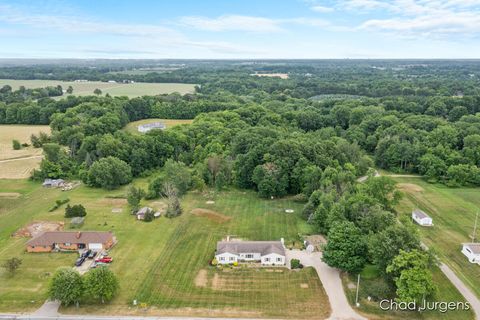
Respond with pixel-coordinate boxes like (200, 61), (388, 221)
(88, 243), (103, 250)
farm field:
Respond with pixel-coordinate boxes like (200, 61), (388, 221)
(124, 118), (194, 134)
(0, 79), (196, 98)
(0, 125), (50, 179)
(393, 177), (480, 300)
(0, 180), (330, 318)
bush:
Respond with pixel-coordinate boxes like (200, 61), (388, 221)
(210, 258), (218, 266)
(291, 258), (301, 269)
(65, 204), (87, 218)
(12, 140), (21, 150)
(143, 210), (155, 222)
(48, 198), (70, 212)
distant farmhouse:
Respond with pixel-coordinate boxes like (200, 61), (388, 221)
(215, 239), (286, 265)
(42, 179), (65, 188)
(462, 243), (480, 264)
(412, 209), (433, 226)
(26, 231), (114, 253)
(137, 122), (166, 133)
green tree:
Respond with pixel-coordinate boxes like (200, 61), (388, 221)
(93, 88), (102, 96)
(127, 185), (145, 211)
(323, 221), (367, 273)
(66, 86), (73, 94)
(49, 268), (83, 307)
(12, 139), (21, 150)
(84, 267), (118, 303)
(2, 257), (22, 275)
(387, 250), (436, 302)
(86, 156), (132, 189)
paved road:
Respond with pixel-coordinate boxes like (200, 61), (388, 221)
(0, 316), (276, 320)
(286, 250), (366, 320)
(440, 263), (480, 319)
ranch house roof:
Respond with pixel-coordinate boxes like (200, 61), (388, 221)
(27, 231), (113, 247)
(216, 241), (285, 256)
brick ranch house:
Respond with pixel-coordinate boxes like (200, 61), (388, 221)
(26, 231), (114, 253)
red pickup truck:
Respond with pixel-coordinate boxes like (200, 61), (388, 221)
(95, 256), (113, 263)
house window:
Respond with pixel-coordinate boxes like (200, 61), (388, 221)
(65, 242), (71, 246)
(276, 257), (282, 262)
(246, 254), (253, 259)
(229, 257), (235, 261)
(265, 258), (270, 262)
(466, 248), (472, 254)
(220, 257), (225, 261)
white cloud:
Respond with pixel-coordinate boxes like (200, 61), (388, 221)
(311, 5), (335, 12)
(180, 14), (331, 32)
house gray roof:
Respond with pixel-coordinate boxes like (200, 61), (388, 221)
(463, 243), (480, 254)
(413, 209), (430, 219)
(27, 231), (113, 246)
(216, 241), (285, 256)
(137, 207), (152, 215)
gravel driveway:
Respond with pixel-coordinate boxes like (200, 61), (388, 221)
(286, 250), (366, 320)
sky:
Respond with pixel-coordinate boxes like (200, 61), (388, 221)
(0, 0), (479, 59)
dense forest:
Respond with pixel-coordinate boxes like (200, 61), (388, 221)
(2, 60), (480, 301)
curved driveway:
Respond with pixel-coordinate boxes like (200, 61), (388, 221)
(286, 250), (367, 320)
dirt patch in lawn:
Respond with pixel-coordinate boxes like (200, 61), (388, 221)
(150, 201), (168, 213)
(13, 221), (64, 238)
(397, 183), (424, 193)
(0, 192), (21, 199)
(211, 273), (226, 290)
(300, 283), (309, 288)
(194, 269), (208, 287)
(191, 208), (231, 223)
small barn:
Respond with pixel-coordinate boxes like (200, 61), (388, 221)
(42, 179), (65, 188)
(462, 243), (480, 264)
(412, 209), (433, 226)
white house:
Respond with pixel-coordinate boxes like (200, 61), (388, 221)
(137, 122), (166, 133)
(215, 240), (286, 265)
(462, 243), (480, 264)
(412, 209), (433, 226)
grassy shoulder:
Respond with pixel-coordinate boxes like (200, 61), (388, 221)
(0, 180), (329, 318)
(342, 264), (474, 320)
(392, 177), (480, 300)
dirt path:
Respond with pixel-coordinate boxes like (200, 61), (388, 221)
(286, 250), (366, 320)
(440, 263), (480, 319)
(0, 155), (43, 163)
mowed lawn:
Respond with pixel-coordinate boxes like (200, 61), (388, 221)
(0, 180), (330, 319)
(0, 125), (50, 179)
(124, 118), (193, 134)
(0, 79), (196, 98)
(393, 177), (480, 299)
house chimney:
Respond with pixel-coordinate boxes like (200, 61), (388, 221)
(227, 235), (230, 242)
(76, 232), (81, 239)
(281, 238), (284, 246)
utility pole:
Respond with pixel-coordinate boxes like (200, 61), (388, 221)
(355, 274), (361, 307)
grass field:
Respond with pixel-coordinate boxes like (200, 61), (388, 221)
(342, 265), (474, 320)
(0, 180), (331, 318)
(0, 125), (50, 179)
(0, 79), (196, 98)
(392, 177), (480, 301)
(124, 118), (194, 134)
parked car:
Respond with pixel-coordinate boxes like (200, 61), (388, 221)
(75, 257), (85, 267)
(87, 251), (97, 259)
(95, 257), (113, 263)
(81, 249), (91, 258)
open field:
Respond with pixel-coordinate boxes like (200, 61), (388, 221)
(124, 118), (194, 134)
(392, 177), (480, 300)
(0, 125), (50, 179)
(0, 180), (331, 318)
(342, 264), (474, 320)
(0, 79), (196, 98)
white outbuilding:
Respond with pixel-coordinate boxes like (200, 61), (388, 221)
(462, 243), (480, 264)
(412, 209), (433, 226)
